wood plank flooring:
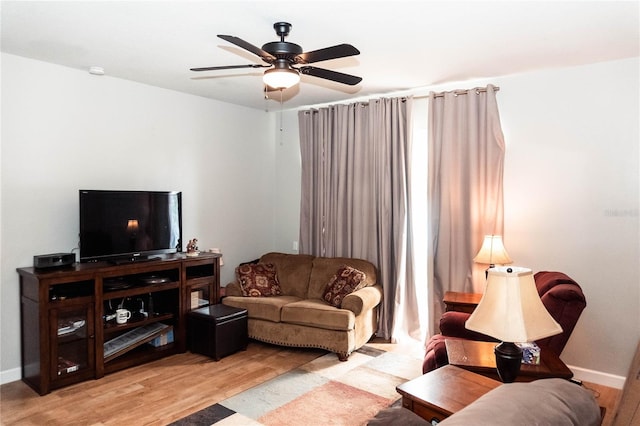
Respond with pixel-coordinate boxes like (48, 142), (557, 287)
(585, 380), (623, 426)
(0, 341), (622, 425)
(1, 342), (325, 425)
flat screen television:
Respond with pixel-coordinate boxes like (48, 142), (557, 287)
(79, 190), (182, 263)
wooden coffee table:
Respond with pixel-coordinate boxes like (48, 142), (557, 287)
(396, 365), (500, 423)
(445, 339), (573, 382)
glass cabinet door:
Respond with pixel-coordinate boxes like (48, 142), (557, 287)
(49, 303), (94, 381)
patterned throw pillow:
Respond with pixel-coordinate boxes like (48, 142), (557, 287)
(236, 263), (282, 297)
(323, 265), (367, 307)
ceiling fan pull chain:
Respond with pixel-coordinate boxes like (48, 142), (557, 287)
(280, 89), (284, 133)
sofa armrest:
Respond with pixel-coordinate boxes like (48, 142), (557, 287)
(224, 281), (243, 297)
(341, 284), (383, 316)
(439, 311), (496, 342)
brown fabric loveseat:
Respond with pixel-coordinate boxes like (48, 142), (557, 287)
(222, 252), (383, 360)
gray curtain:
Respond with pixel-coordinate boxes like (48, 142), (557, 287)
(298, 97), (413, 339)
(428, 85), (506, 331)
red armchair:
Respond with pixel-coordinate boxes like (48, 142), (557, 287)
(423, 271), (587, 374)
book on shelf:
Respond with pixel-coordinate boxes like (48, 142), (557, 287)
(103, 322), (169, 362)
(148, 327), (174, 347)
(191, 290), (207, 309)
(57, 357), (80, 375)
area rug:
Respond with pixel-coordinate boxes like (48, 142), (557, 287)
(170, 344), (424, 426)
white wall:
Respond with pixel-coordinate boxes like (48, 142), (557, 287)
(498, 58), (639, 382)
(274, 57), (639, 384)
(0, 53), (278, 379)
(273, 110), (303, 254)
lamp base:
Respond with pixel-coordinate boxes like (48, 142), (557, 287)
(484, 264), (495, 279)
(494, 341), (522, 383)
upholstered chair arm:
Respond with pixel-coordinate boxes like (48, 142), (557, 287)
(439, 311), (497, 342)
(341, 285), (383, 316)
(537, 283), (586, 354)
(540, 283), (587, 307)
(224, 281), (243, 297)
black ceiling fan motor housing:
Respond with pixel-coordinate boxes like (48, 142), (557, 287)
(262, 41), (303, 58)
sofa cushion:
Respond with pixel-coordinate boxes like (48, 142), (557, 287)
(307, 257), (377, 300)
(281, 299), (355, 331)
(222, 295), (301, 322)
(322, 265), (367, 307)
(260, 252), (315, 299)
(439, 378), (601, 426)
(236, 263), (282, 297)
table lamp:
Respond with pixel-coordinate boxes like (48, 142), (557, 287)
(465, 266), (562, 382)
(473, 235), (512, 270)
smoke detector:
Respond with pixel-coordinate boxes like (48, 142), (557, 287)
(88, 66), (104, 75)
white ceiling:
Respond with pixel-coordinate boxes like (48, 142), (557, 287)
(2, 1), (638, 110)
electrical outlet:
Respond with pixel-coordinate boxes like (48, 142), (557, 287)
(292, 241), (298, 251)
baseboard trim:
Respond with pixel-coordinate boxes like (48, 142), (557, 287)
(569, 364), (626, 389)
(0, 367), (21, 386)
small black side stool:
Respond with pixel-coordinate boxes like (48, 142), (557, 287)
(188, 304), (248, 360)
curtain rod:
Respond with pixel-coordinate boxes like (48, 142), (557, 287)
(301, 86), (501, 113)
(414, 86), (500, 100)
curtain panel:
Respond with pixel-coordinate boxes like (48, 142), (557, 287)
(428, 84), (506, 329)
(298, 97), (413, 339)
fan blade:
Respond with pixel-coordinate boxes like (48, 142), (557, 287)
(217, 35), (276, 63)
(299, 66), (362, 85)
(296, 44), (360, 64)
(190, 64), (270, 72)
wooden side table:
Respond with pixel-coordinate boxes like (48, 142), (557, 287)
(443, 291), (482, 313)
(445, 339), (574, 382)
(396, 365), (500, 423)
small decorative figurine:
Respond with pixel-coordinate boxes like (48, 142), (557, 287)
(186, 238), (199, 256)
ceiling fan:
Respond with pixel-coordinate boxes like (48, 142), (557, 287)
(190, 22), (362, 90)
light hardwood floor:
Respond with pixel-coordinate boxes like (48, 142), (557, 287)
(587, 379), (623, 426)
(1, 342), (326, 425)
(0, 341), (622, 425)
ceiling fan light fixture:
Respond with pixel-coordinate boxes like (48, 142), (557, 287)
(192, 22), (361, 91)
(263, 67), (300, 89)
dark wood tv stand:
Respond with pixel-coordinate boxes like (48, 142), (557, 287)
(17, 252), (221, 395)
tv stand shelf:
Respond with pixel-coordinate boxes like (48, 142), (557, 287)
(102, 281), (180, 300)
(103, 313), (174, 334)
(18, 252), (220, 395)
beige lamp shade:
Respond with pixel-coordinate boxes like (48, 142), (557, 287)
(473, 235), (512, 265)
(465, 266), (562, 342)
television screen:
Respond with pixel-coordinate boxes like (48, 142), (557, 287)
(79, 190), (182, 263)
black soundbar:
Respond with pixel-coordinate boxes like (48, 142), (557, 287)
(34, 253), (75, 269)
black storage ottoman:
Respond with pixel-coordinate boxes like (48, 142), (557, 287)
(188, 304), (248, 360)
